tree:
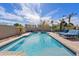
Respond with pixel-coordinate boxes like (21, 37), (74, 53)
(14, 23), (25, 35)
(51, 20), (53, 25)
(59, 18), (67, 31)
(66, 23), (75, 30)
(39, 20), (50, 31)
(66, 13), (77, 24)
(50, 20), (53, 31)
(14, 23), (21, 27)
(61, 13), (77, 30)
(44, 21), (50, 31)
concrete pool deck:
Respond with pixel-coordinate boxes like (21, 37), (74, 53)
(0, 32), (30, 47)
(48, 32), (79, 56)
(0, 33), (30, 56)
(0, 51), (25, 56)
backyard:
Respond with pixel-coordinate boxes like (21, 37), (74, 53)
(0, 3), (79, 56)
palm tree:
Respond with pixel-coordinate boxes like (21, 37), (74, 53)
(51, 20), (53, 31)
(61, 13), (77, 30)
(59, 18), (67, 31)
(51, 20), (53, 27)
(67, 13), (77, 24)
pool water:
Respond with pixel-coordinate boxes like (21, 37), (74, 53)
(0, 32), (75, 56)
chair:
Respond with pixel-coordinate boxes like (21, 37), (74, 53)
(58, 29), (69, 35)
(59, 30), (79, 39)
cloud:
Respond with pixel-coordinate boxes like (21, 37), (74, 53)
(0, 13), (23, 22)
(55, 16), (79, 26)
(14, 3), (41, 25)
(0, 6), (26, 25)
(0, 4), (42, 25)
(14, 3), (60, 25)
(44, 8), (59, 17)
(1, 3), (78, 26)
(0, 19), (16, 25)
(0, 6), (5, 12)
(70, 17), (79, 26)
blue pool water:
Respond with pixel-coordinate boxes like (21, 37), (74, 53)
(0, 32), (75, 56)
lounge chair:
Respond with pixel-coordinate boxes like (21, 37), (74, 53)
(58, 30), (69, 35)
(59, 30), (79, 39)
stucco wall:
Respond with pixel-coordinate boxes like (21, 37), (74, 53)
(0, 25), (18, 39)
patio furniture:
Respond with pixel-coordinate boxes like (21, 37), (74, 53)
(58, 29), (69, 35)
(59, 30), (79, 39)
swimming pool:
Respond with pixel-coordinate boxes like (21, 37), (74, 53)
(0, 32), (75, 56)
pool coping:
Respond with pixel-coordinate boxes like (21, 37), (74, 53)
(0, 32), (31, 48)
(0, 51), (26, 56)
(48, 32), (79, 56)
(0, 32), (31, 56)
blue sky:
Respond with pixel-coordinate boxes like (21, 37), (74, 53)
(41, 3), (79, 19)
(0, 3), (79, 25)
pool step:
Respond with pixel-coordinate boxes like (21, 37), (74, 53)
(0, 51), (25, 56)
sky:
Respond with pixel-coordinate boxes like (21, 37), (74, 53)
(0, 3), (79, 26)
